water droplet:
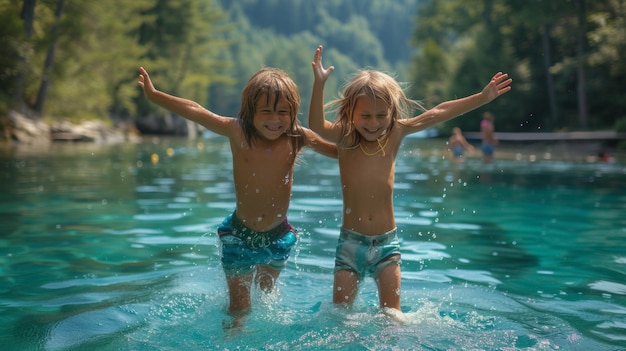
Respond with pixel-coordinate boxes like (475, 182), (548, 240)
(345, 208), (351, 214)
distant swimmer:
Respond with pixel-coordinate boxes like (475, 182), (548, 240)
(447, 127), (475, 159)
(480, 111), (498, 163)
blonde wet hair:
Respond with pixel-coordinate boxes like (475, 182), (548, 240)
(326, 70), (424, 148)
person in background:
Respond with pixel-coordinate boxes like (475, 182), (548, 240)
(480, 111), (498, 163)
(596, 151), (615, 163)
(447, 127), (475, 160)
(138, 66), (337, 326)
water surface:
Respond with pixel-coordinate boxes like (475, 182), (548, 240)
(1, 137), (625, 350)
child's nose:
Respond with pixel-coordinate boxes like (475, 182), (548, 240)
(269, 112), (280, 120)
(366, 120), (379, 127)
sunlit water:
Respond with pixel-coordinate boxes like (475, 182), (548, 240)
(1, 137), (625, 350)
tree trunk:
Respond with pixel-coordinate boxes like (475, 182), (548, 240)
(21, 0), (36, 35)
(482, 0), (492, 28)
(541, 24), (558, 130)
(34, 0), (64, 117)
(576, 0), (588, 129)
(13, 0), (37, 115)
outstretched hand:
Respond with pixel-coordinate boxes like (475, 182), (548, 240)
(137, 67), (156, 97)
(482, 72), (512, 102)
(312, 45), (334, 83)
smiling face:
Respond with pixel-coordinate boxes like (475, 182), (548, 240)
(351, 95), (392, 142)
(253, 93), (292, 141)
(238, 67), (300, 147)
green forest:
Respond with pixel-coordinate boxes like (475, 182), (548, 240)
(1, 0), (625, 137)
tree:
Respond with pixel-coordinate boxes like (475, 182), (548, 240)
(33, 0), (63, 117)
(410, 0), (626, 132)
(137, 0), (231, 137)
(11, 0), (35, 114)
(41, 0), (155, 122)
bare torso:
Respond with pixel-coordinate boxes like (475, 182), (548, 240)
(448, 133), (463, 148)
(481, 121), (496, 144)
(230, 130), (296, 232)
(338, 129), (403, 235)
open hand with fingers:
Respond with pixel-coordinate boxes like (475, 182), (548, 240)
(312, 45), (334, 84)
(481, 72), (512, 102)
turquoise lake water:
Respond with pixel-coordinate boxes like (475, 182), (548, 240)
(1, 137), (625, 350)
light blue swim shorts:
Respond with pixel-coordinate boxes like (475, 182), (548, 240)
(334, 227), (401, 279)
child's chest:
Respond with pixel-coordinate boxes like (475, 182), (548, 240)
(233, 139), (296, 179)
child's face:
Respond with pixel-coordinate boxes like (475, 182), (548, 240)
(253, 94), (292, 141)
(352, 95), (392, 141)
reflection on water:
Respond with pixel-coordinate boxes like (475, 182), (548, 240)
(0, 138), (625, 350)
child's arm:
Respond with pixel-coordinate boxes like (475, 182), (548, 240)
(400, 72), (512, 136)
(302, 128), (338, 159)
(138, 67), (235, 137)
(461, 135), (475, 151)
(309, 46), (342, 143)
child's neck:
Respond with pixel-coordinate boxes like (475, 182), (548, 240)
(359, 135), (388, 157)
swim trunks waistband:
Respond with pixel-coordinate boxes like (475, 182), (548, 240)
(223, 212), (295, 245)
(339, 227), (398, 245)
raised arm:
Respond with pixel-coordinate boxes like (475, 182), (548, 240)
(459, 133), (475, 151)
(309, 46), (341, 142)
(400, 72), (512, 136)
(137, 67), (235, 136)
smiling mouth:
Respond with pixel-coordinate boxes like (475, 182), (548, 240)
(364, 127), (382, 135)
(265, 124), (282, 132)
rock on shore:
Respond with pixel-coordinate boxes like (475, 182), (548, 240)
(4, 110), (141, 145)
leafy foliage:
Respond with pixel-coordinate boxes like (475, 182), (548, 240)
(0, 0), (624, 134)
(412, 0), (626, 133)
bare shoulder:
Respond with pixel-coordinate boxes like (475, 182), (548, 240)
(396, 116), (431, 138)
(385, 124), (409, 144)
(216, 116), (243, 139)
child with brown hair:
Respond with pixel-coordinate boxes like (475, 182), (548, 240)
(138, 66), (337, 321)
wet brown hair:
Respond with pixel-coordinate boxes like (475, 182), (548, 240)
(238, 67), (304, 151)
(326, 70), (423, 148)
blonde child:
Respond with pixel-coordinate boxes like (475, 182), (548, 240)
(138, 67), (337, 318)
(308, 46), (511, 315)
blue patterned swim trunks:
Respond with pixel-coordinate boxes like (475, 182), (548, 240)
(218, 212), (297, 276)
